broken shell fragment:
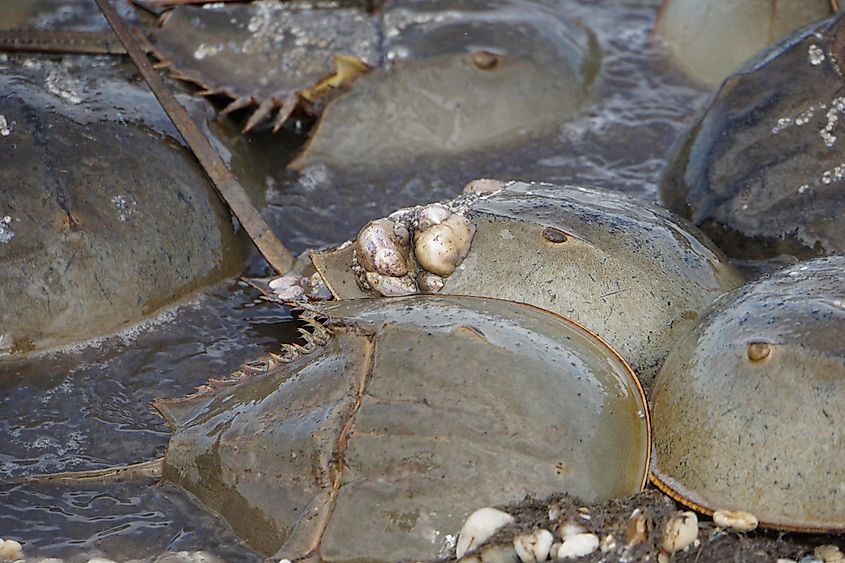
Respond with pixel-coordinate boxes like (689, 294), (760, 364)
(457, 508), (515, 559)
(0, 539), (23, 562)
(652, 256), (845, 531)
(464, 178), (507, 194)
(625, 508), (651, 548)
(713, 509), (759, 532)
(660, 511), (698, 553)
(513, 528), (554, 563)
(557, 533), (599, 559)
(154, 295), (650, 561)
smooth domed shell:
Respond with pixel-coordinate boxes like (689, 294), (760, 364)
(655, 0), (836, 86)
(651, 256), (845, 531)
(0, 58), (242, 354)
(660, 12), (845, 260)
(153, 295), (650, 561)
(290, 0), (599, 170)
(311, 182), (743, 386)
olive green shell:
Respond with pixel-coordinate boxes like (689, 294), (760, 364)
(290, 0), (599, 170)
(651, 255), (845, 531)
(312, 182), (743, 386)
(0, 58), (242, 354)
(655, 0), (836, 86)
(660, 12), (845, 260)
(153, 295), (650, 561)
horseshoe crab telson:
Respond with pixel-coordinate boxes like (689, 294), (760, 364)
(661, 11), (845, 260)
(153, 295), (650, 561)
(310, 181), (744, 386)
(655, 0), (838, 86)
(144, 1), (379, 132)
(290, 0), (600, 170)
(651, 255), (845, 532)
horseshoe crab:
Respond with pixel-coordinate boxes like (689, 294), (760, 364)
(0, 57), (243, 354)
(290, 0), (599, 170)
(655, 0), (839, 87)
(308, 181), (743, 385)
(143, 0), (599, 154)
(144, 1), (379, 132)
(651, 255), (845, 532)
(153, 294), (650, 560)
(661, 12), (845, 260)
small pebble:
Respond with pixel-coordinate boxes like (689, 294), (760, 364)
(600, 534), (617, 553)
(0, 539), (23, 562)
(456, 507), (515, 559)
(557, 533), (599, 559)
(661, 511), (698, 553)
(713, 509), (758, 532)
(816, 545), (845, 563)
(513, 529), (553, 563)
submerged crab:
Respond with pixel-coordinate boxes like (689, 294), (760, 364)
(308, 181), (743, 385)
(30, 295), (647, 561)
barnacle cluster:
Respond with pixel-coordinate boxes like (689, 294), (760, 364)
(351, 193), (483, 296)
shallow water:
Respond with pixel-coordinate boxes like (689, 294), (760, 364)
(0, 0), (713, 560)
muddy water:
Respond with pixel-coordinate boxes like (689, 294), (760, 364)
(0, 0), (711, 560)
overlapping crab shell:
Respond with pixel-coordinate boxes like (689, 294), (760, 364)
(290, 0), (599, 169)
(142, 0), (598, 143)
(661, 11), (845, 260)
(144, 1), (379, 132)
(152, 294), (650, 561)
(311, 181), (744, 386)
(651, 255), (845, 531)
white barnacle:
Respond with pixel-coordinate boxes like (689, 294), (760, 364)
(355, 218), (411, 277)
(414, 214), (475, 277)
(455, 507), (515, 559)
(809, 44), (826, 66)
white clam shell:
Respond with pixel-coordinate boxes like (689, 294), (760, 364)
(456, 507), (515, 559)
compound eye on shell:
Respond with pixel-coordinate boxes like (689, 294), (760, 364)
(747, 341), (771, 362)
